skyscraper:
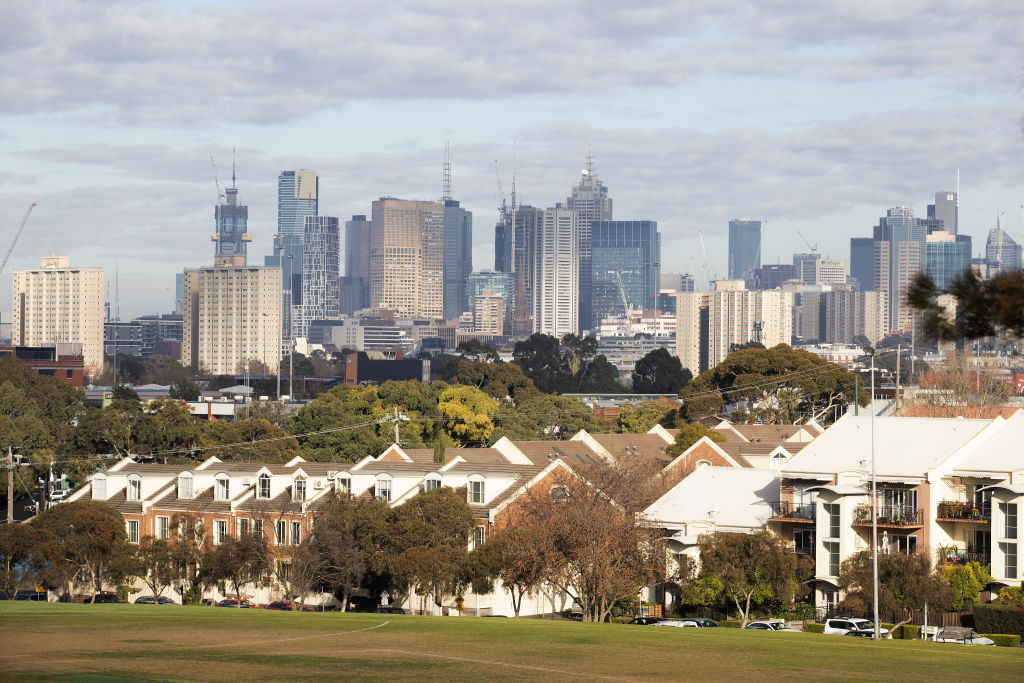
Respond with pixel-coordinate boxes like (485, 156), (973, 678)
(512, 205), (543, 336)
(562, 151), (612, 332)
(728, 219), (762, 288)
(443, 200), (473, 319)
(588, 221), (660, 330)
(369, 198), (446, 318)
(873, 206), (926, 333)
(341, 214), (372, 315)
(925, 231), (971, 289)
(12, 256), (105, 375)
(849, 237), (875, 291)
(297, 216), (340, 339)
(533, 207), (580, 337)
(266, 170), (318, 348)
(928, 191), (958, 235)
(212, 181), (250, 267)
(986, 224), (1023, 275)
(494, 220), (513, 273)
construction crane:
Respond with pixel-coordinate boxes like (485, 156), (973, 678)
(210, 156), (224, 203)
(698, 230), (715, 288)
(0, 203), (36, 276)
(796, 230), (818, 254)
(494, 160), (506, 219)
(614, 269), (636, 317)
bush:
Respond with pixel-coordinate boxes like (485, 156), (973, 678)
(891, 624), (918, 640)
(719, 620), (740, 628)
(781, 603), (816, 622)
(973, 605), (1024, 637)
(997, 586), (1024, 608)
(981, 634), (1021, 647)
(804, 623), (824, 633)
(610, 616), (633, 624)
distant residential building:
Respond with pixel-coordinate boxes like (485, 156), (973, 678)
(588, 221), (660, 330)
(174, 273), (184, 314)
(136, 314), (183, 359)
(370, 198), (446, 319)
(925, 231), (972, 289)
(473, 291), (505, 336)
(728, 219), (762, 288)
(105, 320), (143, 357)
(298, 216), (340, 339)
(466, 270), (515, 330)
(794, 288), (888, 346)
(12, 256), (104, 375)
(759, 264), (795, 290)
(342, 215), (372, 314)
(443, 200), (473, 320)
(533, 207), (580, 337)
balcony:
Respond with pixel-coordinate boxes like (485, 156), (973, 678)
(767, 501), (816, 523)
(852, 504), (923, 528)
(936, 500), (990, 523)
(937, 546), (988, 565)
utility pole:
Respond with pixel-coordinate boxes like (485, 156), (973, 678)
(393, 407), (400, 444)
(870, 354), (880, 640)
(895, 344), (902, 412)
(6, 446), (13, 524)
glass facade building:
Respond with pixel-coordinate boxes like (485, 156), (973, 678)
(728, 219), (762, 288)
(212, 187), (250, 266)
(443, 200), (473, 319)
(298, 216), (340, 339)
(925, 233), (971, 289)
(588, 221), (660, 331)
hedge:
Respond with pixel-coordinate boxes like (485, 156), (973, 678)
(980, 634), (1020, 647)
(973, 605), (1024, 637)
(719, 620), (740, 628)
(891, 624), (918, 640)
(804, 623), (824, 633)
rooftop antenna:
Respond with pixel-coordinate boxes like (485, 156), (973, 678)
(231, 147), (237, 189)
(442, 140), (452, 201)
(583, 143), (594, 177)
(511, 141), (518, 272)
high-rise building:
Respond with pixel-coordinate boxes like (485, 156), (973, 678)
(794, 288), (888, 346)
(986, 225), (1023, 275)
(266, 170), (318, 348)
(588, 221), (660, 330)
(212, 183), (250, 267)
(12, 256), (105, 375)
(533, 207), (580, 338)
(369, 199), (446, 318)
(466, 271), (515, 319)
(561, 152), (612, 333)
(443, 200), (473, 319)
(341, 215), (372, 314)
(805, 257), (847, 286)
(473, 291), (505, 336)
(928, 191), (958, 235)
(759, 264), (795, 290)
(297, 216), (340, 339)
(871, 206), (927, 333)
(660, 273), (695, 292)
(512, 205), (542, 336)
(174, 273), (185, 314)
(675, 281), (792, 374)
(849, 238), (875, 291)
(925, 231), (971, 289)
(728, 219), (762, 288)
(494, 220), (513, 273)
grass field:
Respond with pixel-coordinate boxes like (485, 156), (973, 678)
(1, 603), (1021, 681)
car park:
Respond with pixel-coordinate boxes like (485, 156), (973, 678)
(134, 596), (176, 605)
(216, 599), (252, 608)
(823, 617), (890, 638)
(932, 628), (995, 646)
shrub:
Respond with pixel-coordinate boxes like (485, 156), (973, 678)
(942, 564), (984, 610)
(781, 603), (816, 621)
(997, 586), (1024, 608)
(610, 616), (633, 624)
(719, 620), (740, 628)
(973, 605), (1024, 637)
(893, 624), (918, 640)
(804, 623), (824, 633)
(980, 634), (1021, 647)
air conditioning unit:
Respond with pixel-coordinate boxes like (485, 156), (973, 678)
(243, 478), (253, 486)
(313, 480), (325, 490)
(327, 471), (337, 479)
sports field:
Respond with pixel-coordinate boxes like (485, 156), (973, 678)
(1, 603), (1021, 681)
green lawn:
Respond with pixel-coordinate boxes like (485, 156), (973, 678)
(0, 603), (1021, 681)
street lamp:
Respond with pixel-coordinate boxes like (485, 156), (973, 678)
(869, 352), (880, 640)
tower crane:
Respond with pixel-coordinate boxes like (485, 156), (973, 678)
(0, 203), (36, 276)
(494, 160), (506, 219)
(796, 230), (818, 254)
(698, 230), (715, 288)
(210, 156), (224, 203)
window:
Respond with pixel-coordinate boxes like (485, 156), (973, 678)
(216, 477), (230, 501)
(253, 519), (263, 537)
(127, 478), (141, 501)
(824, 541), (840, 576)
(469, 480), (485, 504)
(239, 518), (249, 536)
(127, 520), (139, 544)
(1001, 502), (1018, 539)
(890, 534), (917, 555)
(93, 477), (106, 500)
(293, 478), (306, 502)
(473, 526), (486, 550)
(794, 529), (814, 554)
(376, 479), (391, 502)
(214, 520), (227, 544)
(156, 516), (169, 539)
(275, 520), (286, 545)
(257, 473), (270, 499)
(337, 477), (351, 495)
(824, 503), (841, 538)
(291, 521), (301, 545)
(424, 477), (441, 492)
(550, 485), (570, 503)
(178, 474), (193, 499)
(1002, 543), (1018, 579)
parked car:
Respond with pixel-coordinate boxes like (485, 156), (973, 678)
(14, 591), (47, 602)
(844, 630), (874, 638)
(653, 619), (698, 628)
(373, 607), (407, 615)
(265, 601), (314, 612)
(88, 593), (126, 604)
(629, 617), (663, 625)
(823, 617), (890, 638)
(680, 618), (719, 628)
(932, 629), (995, 646)
(216, 599), (252, 608)
(134, 596), (176, 605)
(744, 620), (797, 632)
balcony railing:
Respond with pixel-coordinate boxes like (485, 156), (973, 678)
(852, 504), (923, 527)
(936, 500), (991, 522)
(937, 546), (988, 565)
(768, 501), (816, 522)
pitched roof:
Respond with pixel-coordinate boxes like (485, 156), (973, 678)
(583, 433), (671, 464)
(952, 411), (1024, 474)
(645, 466), (779, 530)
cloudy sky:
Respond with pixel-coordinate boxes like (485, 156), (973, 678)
(1, 0), (1022, 318)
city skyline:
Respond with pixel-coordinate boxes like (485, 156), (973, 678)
(1, 1), (1023, 318)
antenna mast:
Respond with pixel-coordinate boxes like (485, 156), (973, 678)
(231, 147), (237, 189)
(442, 140), (452, 201)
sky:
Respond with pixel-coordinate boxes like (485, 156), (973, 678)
(1, 0), (1023, 319)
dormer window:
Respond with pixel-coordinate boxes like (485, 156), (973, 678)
(216, 476), (230, 501)
(376, 476), (392, 502)
(337, 476), (351, 496)
(178, 474), (193, 499)
(424, 476), (441, 492)
(468, 478), (485, 504)
(127, 476), (141, 501)
(257, 473), (270, 499)
(93, 476), (107, 500)
(293, 478), (306, 502)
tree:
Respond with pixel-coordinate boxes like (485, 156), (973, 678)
(455, 339), (499, 363)
(169, 380), (200, 401)
(512, 334), (563, 393)
(0, 382), (52, 500)
(908, 268), (1024, 341)
(0, 523), (55, 599)
(632, 348), (692, 394)
(133, 536), (176, 604)
(448, 360), (539, 404)
(167, 510), (209, 604)
(35, 501), (133, 602)
(838, 550), (955, 629)
(665, 423), (726, 457)
(697, 529), (798, 627)
(201, 418), (300, 463)
(471, 527), (549, 617)
(0, 358), (84, 454)
(513, 395), (599, 440)
(941, 562), (987, 610)
(436, 386), (498, 445)
(207, 532), (268, 600)
(310, 494), (375, 612)
(285, 539), (322, 610)
(113, 385), (141, 401)
(394, 544), (469, 614)
(617, 401), (672, 434)
(906, 354), (1013, 414)
(287, 385), (390, 462)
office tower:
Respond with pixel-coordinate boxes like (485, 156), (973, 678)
(297, 216), (340, 339)
(369, 198), (445, 318)
(588, 221), (660, 330)
(466, 270), (515, 318)
(533, 207), (580, 337)
(443, 200), (473, 319)
(804, 258), (847, 286)
(174, 273), (185, 314)
(266, 170), (318, 347)
(675, 282), (792, 374)
(986, 224), (1023, 275)
(473, 291), (505, 336)
(759, 264), (795, 290)
(561, 152), (612, 333)
(341, 215), (372, 314)
(660, 273), (695, 292)
(12, 256), (104, 375)
(494, 221), (513, 273)
(212, 181), (250, 267)
(727, 219), (762, 288)
(511, 205), (543, 335)
(871, 206), (926, 333)
(925, 232), (971, 289)
(182, 266), (282, 374)
(849, 238), (874, 291)
(928, 191), (958, 235)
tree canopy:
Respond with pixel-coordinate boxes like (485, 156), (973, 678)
(512, 333), (625, 394)
(908, 268), (1024, 341)
(632, 347), (692, 395)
